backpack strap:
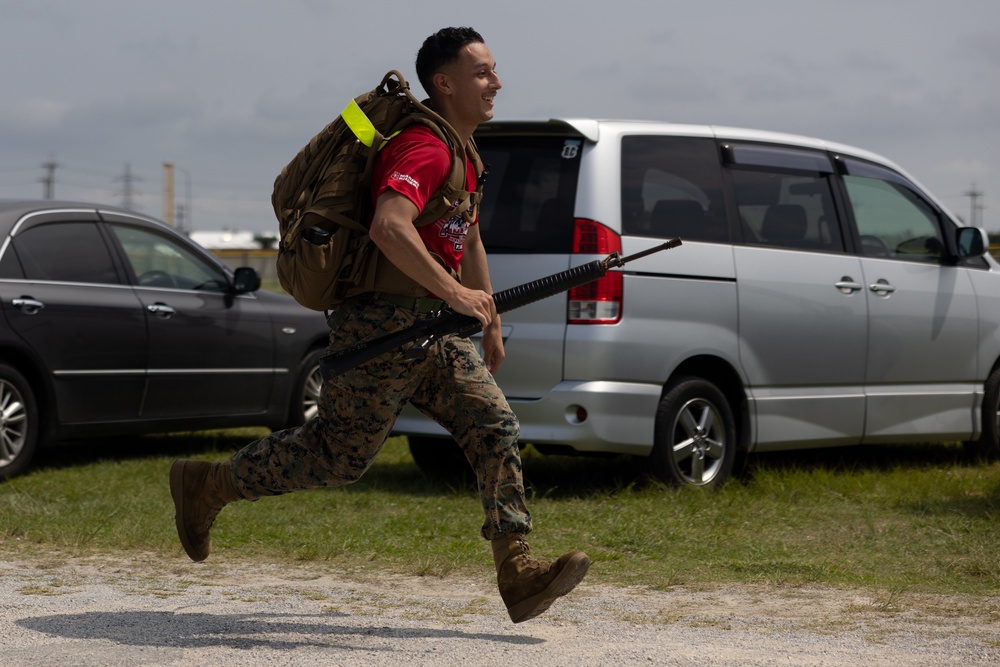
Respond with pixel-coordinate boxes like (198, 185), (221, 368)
(406, 115), (485, 229)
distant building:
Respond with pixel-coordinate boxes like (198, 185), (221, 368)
(189, 230), (278, 250)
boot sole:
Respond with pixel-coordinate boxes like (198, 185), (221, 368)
(507, 552), (590, 623)
(169, 460), (207, 562)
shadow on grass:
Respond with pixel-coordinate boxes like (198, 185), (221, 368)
(32, 429), (266, 472)
(30, 430), (998, 503)
(743, 441), (977, 476)
(901, 486), (1000, 520)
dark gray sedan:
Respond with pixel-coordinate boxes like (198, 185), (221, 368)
(0, 200), (329, 478)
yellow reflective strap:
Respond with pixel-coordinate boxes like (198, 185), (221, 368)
(342, 99), (377, 147)
(379, 130), (402, 150)
(342, 99), (405, 149)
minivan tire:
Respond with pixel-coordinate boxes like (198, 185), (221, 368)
(0, 364), (39, 481)
(651, 376), (736, 488)
(966, 366), (1000, 461)
(408, 436), (474, 485)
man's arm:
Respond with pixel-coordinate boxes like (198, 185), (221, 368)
(369, 190), (497, 329)
(460, 223), (505, 373)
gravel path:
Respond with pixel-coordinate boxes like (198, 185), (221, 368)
(2, 555), (998, 666)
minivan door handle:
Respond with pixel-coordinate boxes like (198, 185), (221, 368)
(834, 277), (863, 294)
(869, 279), (896, 296)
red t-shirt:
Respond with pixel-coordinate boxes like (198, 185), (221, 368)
(370, 124), (477, 273)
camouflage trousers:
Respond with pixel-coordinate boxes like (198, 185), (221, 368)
(229, 295), (532, 540)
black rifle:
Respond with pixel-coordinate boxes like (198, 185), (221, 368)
(319, 238), (681, 379)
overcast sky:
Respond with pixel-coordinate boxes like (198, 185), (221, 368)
(1, 0), (997, 234)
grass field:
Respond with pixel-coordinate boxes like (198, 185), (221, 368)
(1, 430), (999, 597)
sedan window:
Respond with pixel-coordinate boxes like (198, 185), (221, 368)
(111, 224), (229, 291)
(7, 221), (121, 284)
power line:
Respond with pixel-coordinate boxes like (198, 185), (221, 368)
(41, 155), (59, 199)
(114, 163), (142, 211)
(963, 184), (985, 228)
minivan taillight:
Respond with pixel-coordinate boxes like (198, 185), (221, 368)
(569, 219), (623, 324)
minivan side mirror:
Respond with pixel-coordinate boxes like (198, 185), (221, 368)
(232, 267), (262, 294)
(955, 227), (989, 259)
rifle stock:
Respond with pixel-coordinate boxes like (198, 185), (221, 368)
(320, 238), (681, 379)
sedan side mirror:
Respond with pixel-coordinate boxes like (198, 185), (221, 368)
(956, 227), (989, 259)
(232, 267), (261, 294)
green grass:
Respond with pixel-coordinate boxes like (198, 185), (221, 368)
(2, 430), (999, 596)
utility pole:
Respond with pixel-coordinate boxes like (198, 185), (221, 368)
(963, 183), (985, 227)
(163, 162), (175, 226)
(41, 155), (59, 199)
(116, 163), (141, 210)
(177, 165), (192, 232)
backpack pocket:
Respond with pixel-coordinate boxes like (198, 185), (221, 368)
(277, 225), (355, 311)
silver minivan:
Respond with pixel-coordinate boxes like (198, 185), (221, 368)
(394, 119), (999, 487)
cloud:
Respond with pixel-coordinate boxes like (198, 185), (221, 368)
(2, 98), (73, 129)
(0, 0), (996, 232)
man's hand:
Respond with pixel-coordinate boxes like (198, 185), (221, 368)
(449, 286), (504, 372)
(480, 316), (505, 373)
(448, 285), (497, 330)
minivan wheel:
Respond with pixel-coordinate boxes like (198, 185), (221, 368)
(0, 364), (39, 481)
(408, 436), (474, 485)
(965, 366), (1000, 461)
(650, 376), (736, 488)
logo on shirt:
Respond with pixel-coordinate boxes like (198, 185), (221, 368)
(440, 215), (471, 252)
(389, 171), (419, 189)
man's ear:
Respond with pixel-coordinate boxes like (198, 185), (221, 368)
(431, 71), (452, 97)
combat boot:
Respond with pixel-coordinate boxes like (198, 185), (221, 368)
(491, 533), (590, 623)
(169, 459), (241, 562)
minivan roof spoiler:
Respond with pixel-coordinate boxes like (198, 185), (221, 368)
(476, 119), (597, 142)
(559, 119), (600, 142)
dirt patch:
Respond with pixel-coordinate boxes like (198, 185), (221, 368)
(2, 555), (999, 666)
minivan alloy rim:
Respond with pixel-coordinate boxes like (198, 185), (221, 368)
(671, 397), (726, 485)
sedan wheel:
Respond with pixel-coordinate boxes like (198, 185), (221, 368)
(651, 376), (735, 488)
(300, 357), (323, 423)
(282, 349), (324, 428)
(0, 364), (39, 480)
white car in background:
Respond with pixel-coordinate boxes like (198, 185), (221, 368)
(395, 119), (999, 488)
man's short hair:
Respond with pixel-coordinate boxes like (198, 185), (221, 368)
(416, 27), (485, 96)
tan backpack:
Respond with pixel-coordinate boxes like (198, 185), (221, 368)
(272, 70), (485, 311)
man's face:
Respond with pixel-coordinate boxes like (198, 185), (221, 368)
(440, 41), (502, 128)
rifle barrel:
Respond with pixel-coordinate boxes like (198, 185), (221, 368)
(320, 237), (682, 379)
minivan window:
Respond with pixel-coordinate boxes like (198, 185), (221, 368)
(728, 144), (835, 173)
(621, 136), (728, 242)
(842, 173), (944, 261)
(731, 169), (845, 253)
(476, 136), (581, 254)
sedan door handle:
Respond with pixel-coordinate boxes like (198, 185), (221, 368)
(147, 302), (176, 318)
(834, 277), (863, 294)
(869, 279), (896, 296)
(12, 297), (45, 314)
